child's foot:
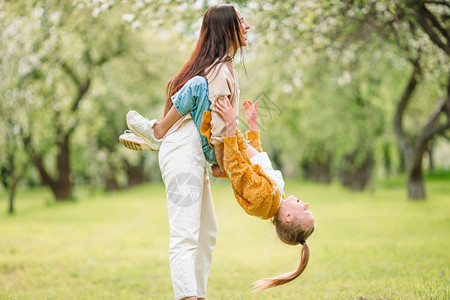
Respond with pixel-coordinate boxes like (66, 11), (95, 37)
(126, 110), (162, 151)
(119, 130), (154, 151)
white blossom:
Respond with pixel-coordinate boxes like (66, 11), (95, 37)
(337, 71), (352, 86)
(122, 13), (135, 23)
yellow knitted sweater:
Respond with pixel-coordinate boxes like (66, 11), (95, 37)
(222, 130), (281, 220)
(201, 111), (281, 219)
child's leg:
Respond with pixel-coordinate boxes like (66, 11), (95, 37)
(145, 76), (209, 140)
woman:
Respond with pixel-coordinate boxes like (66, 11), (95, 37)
(122, 4), (250, 300)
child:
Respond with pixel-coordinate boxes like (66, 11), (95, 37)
(216, 98), (316, 290)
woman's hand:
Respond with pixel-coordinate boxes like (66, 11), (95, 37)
(215, 97), (237, 136)
(241, 100), (258, 131)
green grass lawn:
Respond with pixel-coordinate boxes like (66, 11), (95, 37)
(0, 177), (449, 299)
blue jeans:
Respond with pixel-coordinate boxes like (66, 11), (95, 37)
(171, 76), (217, 165)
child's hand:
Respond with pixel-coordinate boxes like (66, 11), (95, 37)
(215, 97), (237, 136)
(211, 164), (222, 178)
(241, 100), (258, 131)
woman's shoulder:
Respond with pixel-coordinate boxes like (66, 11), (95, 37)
(206, 60), (235, 82)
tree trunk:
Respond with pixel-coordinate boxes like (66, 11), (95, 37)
(301, 152), (333, 183)
(53, 134), (73, 200)
(339, 150), (374, 191)
(400, 139), (427, 200)
(8, 179), (18, 214)
(1, 150), (20, 214)
(24, 131), (73, 201)
(393, 60), (425, 200)
(407, 162), (425, 199)
(106, 178), (120, 191)
(50, 182), (73, 201)
(393, 57), (450, 200)
(105, 166), (120, 191)
(382, 143), (392, 176)
(125, 158), (148, 188)
(8, 188), (15, 214)
(426, 140), (434, 172)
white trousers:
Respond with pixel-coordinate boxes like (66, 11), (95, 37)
(158, 118), (217, 300)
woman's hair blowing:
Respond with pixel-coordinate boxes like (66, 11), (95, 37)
(163, 4), (244, 116)
(253, 214), (315, 291)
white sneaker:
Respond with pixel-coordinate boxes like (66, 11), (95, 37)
(126, 110), (162, 151)
(119, 130), (153, 151)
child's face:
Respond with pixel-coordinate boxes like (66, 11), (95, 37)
(282, 195), (316, 229)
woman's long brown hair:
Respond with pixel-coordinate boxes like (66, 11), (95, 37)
(163, 4), (244, 116)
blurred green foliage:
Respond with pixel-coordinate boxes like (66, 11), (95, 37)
(0, 0), (448, 203)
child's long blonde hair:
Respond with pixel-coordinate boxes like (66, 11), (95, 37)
(253, 214), (315, 291)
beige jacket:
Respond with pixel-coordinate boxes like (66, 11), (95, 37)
(206, 59), (240, 146)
